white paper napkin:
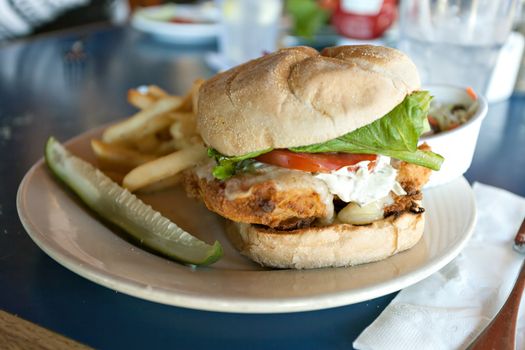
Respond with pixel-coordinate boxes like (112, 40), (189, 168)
(354, 182), (525, 350)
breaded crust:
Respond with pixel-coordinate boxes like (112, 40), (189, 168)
(184, 167), (334, 230)
(396, 144), (433, 193)
(385, 145), (431, 217)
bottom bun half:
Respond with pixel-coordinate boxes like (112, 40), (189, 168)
(226, 212), (425, 269)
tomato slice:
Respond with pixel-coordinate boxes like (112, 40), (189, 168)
(169, 17), (195, 24)
(255, 150), (377, 173)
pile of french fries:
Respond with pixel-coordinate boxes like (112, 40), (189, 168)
(91, 80), (207, 193)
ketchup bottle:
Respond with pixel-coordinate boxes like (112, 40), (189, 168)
(331, 0), (397, 40)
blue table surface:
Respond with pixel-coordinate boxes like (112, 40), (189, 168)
(0, 25), (524, 350)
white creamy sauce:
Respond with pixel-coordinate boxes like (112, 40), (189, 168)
(314, 156), (406, 206)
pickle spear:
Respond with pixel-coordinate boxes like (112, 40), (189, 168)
(45, 137), (222, 266)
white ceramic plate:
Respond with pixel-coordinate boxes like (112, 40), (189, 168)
(131, 4), (219, 45)
(17, 128), (477, 313)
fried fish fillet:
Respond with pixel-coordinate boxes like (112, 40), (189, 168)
(386, 145), (433, 217)
(395, 144), (433, 194)
(185, 163), (335, 230)
(186, 149), (432, 229)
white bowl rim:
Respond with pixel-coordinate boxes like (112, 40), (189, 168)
(420, 84), (488, 141)
(132, 3), (219, 32)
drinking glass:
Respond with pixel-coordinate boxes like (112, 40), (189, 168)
(217, 0), (283, 68)
(398, 0), (519, 95)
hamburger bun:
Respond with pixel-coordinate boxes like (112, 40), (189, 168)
(226, 211), (425, 269)
(197, 45), (420, 156)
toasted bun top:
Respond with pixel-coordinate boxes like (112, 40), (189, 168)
(197, 45), (420, 156)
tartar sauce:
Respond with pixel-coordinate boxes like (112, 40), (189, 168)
(314, 156), (405, 206)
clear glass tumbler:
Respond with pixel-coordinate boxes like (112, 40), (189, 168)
(217, 0), (283, 68)
(398, 0), (519, 95)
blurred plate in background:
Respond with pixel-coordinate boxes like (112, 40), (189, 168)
(131, 3), (219, 45)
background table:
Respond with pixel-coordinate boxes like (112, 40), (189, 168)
(1, 26), (524, 349)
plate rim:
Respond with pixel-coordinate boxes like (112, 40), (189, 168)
(17, 141), (477, 314)
(130, 4), (219, 43)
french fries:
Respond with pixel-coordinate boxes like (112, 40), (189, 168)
(102, 96), (183, 144)
(127, 85), (170, 109)
(147, 85), (169, 99)
(137, 113), (174, 138)
(92, 82), (206, 192)
(127, 89), (155, 109)
(152, 140), (177, 156)
(91, 139), (156, 171)
(135, 174), (183, 194)
(123, 144), (207, 192)
(133, 133), (162, 154)
(169, 119), (200, 149)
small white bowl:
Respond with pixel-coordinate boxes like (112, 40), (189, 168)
(420, 85), (488, 187)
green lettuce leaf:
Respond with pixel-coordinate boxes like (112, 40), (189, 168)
(208, 91), (443, 180)
(290, 91), (443, 170)
(208, 148), (270, 180)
